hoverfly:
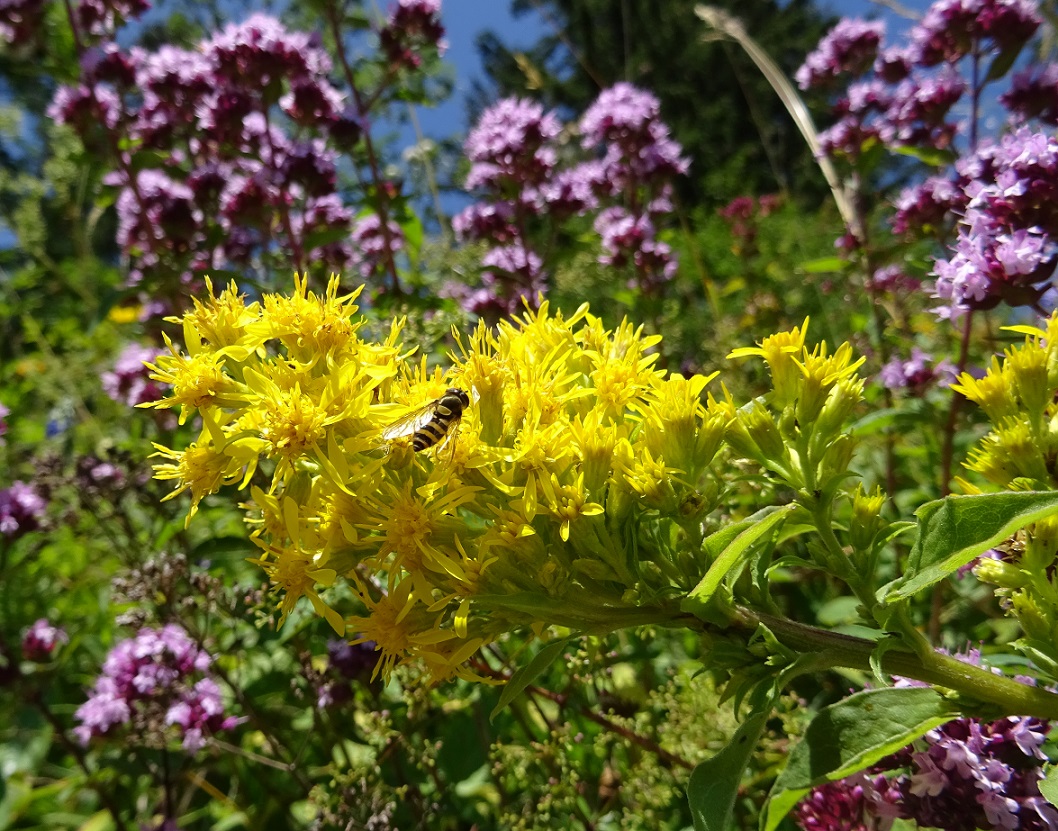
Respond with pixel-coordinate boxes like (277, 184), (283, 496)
(382, 388), (470, 455)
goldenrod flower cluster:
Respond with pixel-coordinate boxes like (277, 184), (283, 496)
(727, 320), (865, 502)
(954, 313), (1058, 490)
(954, 312), (1058, 674)
(144, 276), (733, 683)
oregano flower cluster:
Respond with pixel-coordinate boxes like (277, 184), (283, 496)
(44, 4), (443, 301)
(451, 84), (689, 317)
(74, 624), (239, 753)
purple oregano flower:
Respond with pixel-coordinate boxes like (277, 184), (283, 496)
(101, 342), (167, 407)
(796, 18), (886, 90)
(0, 481), (46, 541)
(74, 624), (239, 752)
(797, 651), (1058, 831)
(932, 128), (1058, 319)
(21, 619), (69, 663)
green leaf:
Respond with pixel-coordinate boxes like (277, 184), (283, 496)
(688, 710), (769, 831)
(883, 491), (1058, 602)
(126, 151), (172, 173)
(1039, 763), (1058, 806)
(302, 226), (353, 251)
(849, 408), (901, 436)
(684, 505), (796, 608)
(985, 41), (1026, 83)
(401, 214), (425, 257)
(190, 535), (255, 561)
(490, 638), (570, 720)
(763, 688), (958, 831)
(890, 144), (956, 167)
(815, 596), (861, 627)
(799, 256), (845, 274)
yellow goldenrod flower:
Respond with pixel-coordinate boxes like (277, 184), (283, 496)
(454, 320), (506, 444)
(346, 578), (454, 681)
(964, 419), (1049, 486)
(793, 341), (865, 427)
(728, 319), (808, 406)
(261, 273), (364, 361)
(951, 357), (1018, 423)
(568, 410), (622, 495)
(1004, 341), (1050, 423)
(142, 336), (246, 423)
(546, 473), (604, 542)
(179, 277), (264, 352)
(149, 275), (845, 683)
(151, 437), (246, 522)
(620, 445), (682, 512)
(636, 372), (724, 478)
(253, 539), (343, 634)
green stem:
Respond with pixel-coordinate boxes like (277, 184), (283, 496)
(732, 606), (1058, 720)
(806, 500), (880, 617)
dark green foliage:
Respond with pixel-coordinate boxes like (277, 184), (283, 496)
(473, 0), (835, 206)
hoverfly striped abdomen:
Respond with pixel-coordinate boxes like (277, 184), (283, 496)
(383, 387), (470, 455)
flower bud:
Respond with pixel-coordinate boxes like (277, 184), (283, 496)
(974, 556), (1028, 589)
(849, 484), (885, 552)
(21, 619), (68, 663)
(739, 402), (787, 464)
(1011, 591), (1052, 642)
(815, 376), (864, 440)
(818, 433), (856, 486)
(1006, 343), (1050, 420)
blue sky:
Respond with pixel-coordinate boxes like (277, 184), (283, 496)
(412, 1), (547, 140)
(414, 0), (928, 141)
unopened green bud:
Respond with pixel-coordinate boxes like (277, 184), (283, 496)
(974, 557), (1028, 589)
(679, 490), (710, 520)
(1029, 516), (1058, 559)
(816, 377), (864, 439)
(1006, 342), (1050, 420)
(849, 484), (885, 552)
(538, 556), (570, 595)
(724, 410), (765, 463)
(606, 482), (635, 525)
(637, 560), (667, 589)
(819, 433), (856, 483)
(740, 402), (787, 463)
(1012, 591), (1052, 641)
(284, 469), (314, 506)
(676, 545), (700, 583)
(698, 632), (756, 670)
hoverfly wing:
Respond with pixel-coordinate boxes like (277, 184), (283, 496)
(382, 401), (439, 441)
(433, 414), (463, 460)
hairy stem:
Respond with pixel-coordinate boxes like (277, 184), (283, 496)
(729, 606), (1058, 720)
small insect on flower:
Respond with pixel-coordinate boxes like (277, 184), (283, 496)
(383, 388), (470, 455)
